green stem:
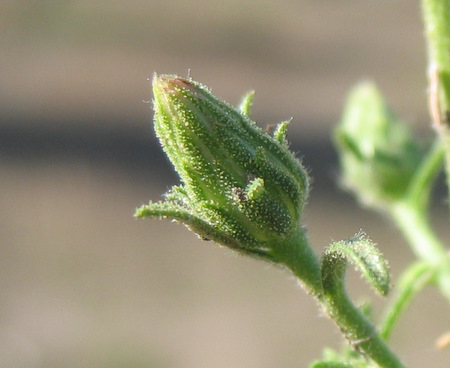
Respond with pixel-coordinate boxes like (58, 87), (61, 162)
(390, 203), (443, 265)
(442, 134), (450, 204)
(405, 139), (444, 211)
(318, 292), (405, 368)
(380, 261), (434, 341)
(274, 227), (323, 296)
(422, 0), (450, 118)
(387, 137), (450, 301)
(391, 201), (443, 266)
(421, 0), (450, 203)
(390, 202), (450, 301)
(276, 228), (405, 368)
(422, 0), (450, 75)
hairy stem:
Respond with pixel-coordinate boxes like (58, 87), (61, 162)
(272, 228), (323, 296)
(277, 229), (405, 368)
(318, 291), (405, 368)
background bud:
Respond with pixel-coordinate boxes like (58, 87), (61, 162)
(136, 74), (310, 260)
(334, 82), (422, 209)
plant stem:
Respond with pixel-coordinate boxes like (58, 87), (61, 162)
(387, 138), (450, 301)
(319, 291), (405, 368)
(380, 261), (434, 341)
(405, 139), (444, 211)
(390, 203), (444, 265)
(421, 0), (450, 203)
(273, 227), (323, 297)
(422, 0), (450, 78)
(277, 228), (405, 368)
(390, 201), (450, 301)
(442, 135), (450, 206)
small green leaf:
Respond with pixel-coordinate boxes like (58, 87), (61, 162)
(322, 231), (391, 296)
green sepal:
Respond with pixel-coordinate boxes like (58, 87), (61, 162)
(254, 146), (307, 219)
(273, 120), (290, 146)
(137, 200), (279, 263)
(245, 177), (265, 200)
(321, 231), (391, 297)
(135, 201), (235, 246)
(238, 90), (255, 116)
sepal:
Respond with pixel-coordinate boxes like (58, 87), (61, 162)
(238, 90), (255, 116)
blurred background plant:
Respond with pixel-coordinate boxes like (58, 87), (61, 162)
(2, 1), (450, 367)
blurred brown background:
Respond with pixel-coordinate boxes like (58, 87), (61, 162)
(1, 1), (450, 367)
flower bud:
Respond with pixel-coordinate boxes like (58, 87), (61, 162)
(136, 74), (310, 261)
(335, 82), (422, 209)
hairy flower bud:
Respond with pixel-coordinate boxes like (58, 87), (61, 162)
(335, 82), (422, 209)
(136, 74), (310, 261)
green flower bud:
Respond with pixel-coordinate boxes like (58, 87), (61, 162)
(334, 82), (422, 210)
(136, 74), (310, 261)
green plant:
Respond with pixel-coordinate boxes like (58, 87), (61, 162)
(135, 1), (450, 366)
